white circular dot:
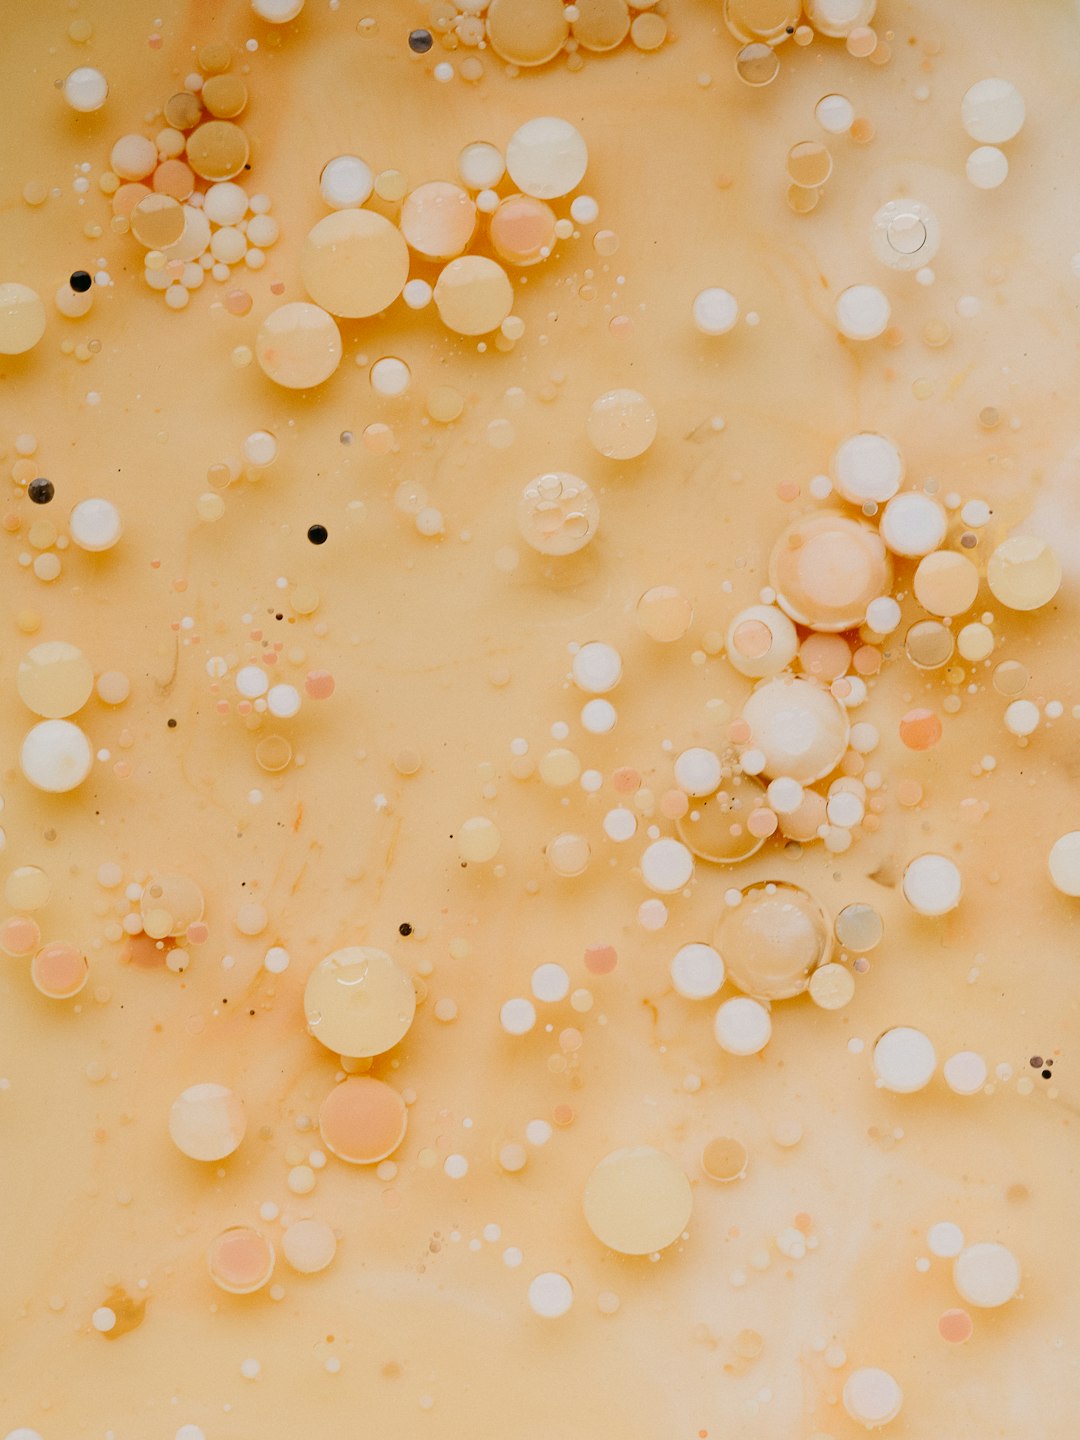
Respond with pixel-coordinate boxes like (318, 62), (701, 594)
(531, 963), (570, 1003)
(64, 67), (109, 112)
(835, 284), (891, 341)
(966, 145), (1009, 190)
(70, 497), (122, 552)
(267, 684), (301, 718)
(1049, 831), (1080, 896)
(673, 747), (722, 797)
(319, 154), (374, 208)
(873, 1027), (937, 1093)
(20, 720), (93, 793)
(961, 78), (1025, 144)
(928, 1221), (964, 1258)
(713, 996), (771, 1056)
(832, 432), (903, 504)
(879, 491), (947, 557)
(603, 807), (637, 842)
(571, 642), (622, 694)
(500, 998), (536, 1035)
(842, 1367), (903, 1428)
(953, 1242), (1021, 1307)
(640, 838), (694, 894)
(370, 356), (411, 397)
(670, 943), (725, 1000)
(527, 1271), (574, 1317)
(815, 93), (854, 134)
(902, 854), (962, 916)
(692, 287), (739, 335)
(943, 1050), (987, 1095)
(581, 698), (617, 734)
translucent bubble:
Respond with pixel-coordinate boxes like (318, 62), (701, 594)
(715, 881), (831, 1000)
(586, 389), (657, 459)
(63, 66), (109, 112)
(518, 472), (599, 556)
(871, 199), (941, 272)
(735, 43), (780, 86)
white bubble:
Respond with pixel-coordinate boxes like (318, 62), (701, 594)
(953, 1242), (1021, 1307)
(835, 284), (891, 340)
(961, 78), (1025, 144)
(713, 996), (771, 1056)
(842, 1367), (903, 1428)
(500, 997), (536, 1035)
(966, 145), (1009, 190)
(873, 1027), (937, 1093)
(928, 1221), (964, 1258)
(670, 943), (725, 1000)
(673, 747), (722, 797)
(1049, 831), (1080, 896)
(531, 963), (570, 1003)
(640, 838), (694, 894)
(571, 642), (622, 694)
(902, 853), (962, 916)
(63, 67), (108, 112)
(527, 1270), (574, 1317)
(692, 287), (739, 335)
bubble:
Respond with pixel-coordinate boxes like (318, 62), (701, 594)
(724, 0), (800, 42)
(961, 78), (1025, 144)
(715, 881), (831, 1000)
(787, 141), (833, 188)
(527, 1271), (574, 1317)
(674, 747), (722, 797)
(571, 641), (622, 693)
(500, 997), (537, 1035)
(1048, 831), (1080, 896)
(913, 551), (979, 618)
(880, 491), (947, 557)
(725, 604), (798, 678)
(140, 873), (204, 938)
(636, 586), (693, 642)
(0, 283), (47, 356)
(834, 902), (882, 952)
(518, 471), (599, 555)
(204, 182), (248, 226)
(586, 388), (657, 458)
(670, 943), (725, 1000)
(676, 776), (767, 864)
(713, 996), (772, 1055)
(808, 962), (855, 1009)
(571, 0), (630, 51)
(641, 838), (694, 893)
(458, 816), (501, 862)
(20, 719), (93, 792)
(63, 66), (109, 112)
(252, 0), (305, 18)
(869, 197), (941, 272)
(835, 284), (891, 340)
(953, 1242), (1021, 1307)
(692, 287), (739, 335)
(400, 181), (477, 261)
(319, 154), (374, 209)
(458, 141), (506, 191)
(282, 1219), (337, 1274)
(546, 832), (591, 877)
(256, 302), (342, 389)
(202, 74), (248, 119)
(740, 676), (850, 783)
(486, 0), (569, 66)
(31, 941), (89, 999)
(986, 535), (1061, 611)
(944, 1051), (988, 1095)
(816, 93), (854, 134)
(489, 194), (557, 266)
(873, 1027), (936, 1093)
(769, 512), (892, 631)
(734, 43), (780, 85)
(506, 117), (588, 199)
(370, 356), (410, 397)
(319, 1076), (407, 1163)
(904, 620), (954, 670)
(842, 1368), (903, 1428)
(902, 853), (962, 916)
(17, 641), (94, 718)
(434, 255), (514, 335)
(302, 210), (409, 318)
(208, 1226), (275, 1294)
(169, 1082), (246, 1161)
(303, 946), (416, 1058)
(967, 145), (1008, 190)
(131, 193), (185, 249)
(186, 121), (250, 182)
(583, 1146), (692, 1254)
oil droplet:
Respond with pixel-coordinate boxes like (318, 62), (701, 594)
(303, 946), (416, 1057)
(583, 1146), (693, 1254)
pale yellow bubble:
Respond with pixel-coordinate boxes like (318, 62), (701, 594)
(715, 881), (832, 1000)
(434, 255), (514, 336)
(913, 550), (980, 618)
(458, 816), (502, 863)
(17, 641), (94, 718)
(636, 585), (693, 641)
(256, 302), (342, 389)
(5, 866), (51, 911)
(0, 282), (47, 355)
(518, 471), (599, 555)
(586, 388), (657, 459)
(986, 535), (1061, 611)
(583, 1146), (693, 1255)
(304, 946), (416, 1058)
(140, 873), (204, 938)
(301, 210), (410, 319)
(486, 0), (569, 65)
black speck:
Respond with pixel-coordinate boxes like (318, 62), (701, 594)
(307, 524), (328, 545)
(70, 270), (92, 293)
(28, 477), (54, 504)
(1042, 1069), (1052, 1079)
(167, 718), (177, 728)
(398, 922), (413, 936)
(408, 27), (433, 53)
(1030, 1056), (1043, 1067)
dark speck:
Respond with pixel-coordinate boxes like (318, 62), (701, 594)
(398, 922), (413, 936)
(70, 270), (92, 293)
(28, 477), (54, 504)
(307, 524), (328, 545)
(408, 28), (433, 53)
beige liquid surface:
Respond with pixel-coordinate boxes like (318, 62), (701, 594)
(4, 1), (1080, 1437)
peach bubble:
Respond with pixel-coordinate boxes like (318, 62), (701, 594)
(899, 708), (942, 751)
(153, 159), (195, 201)
(798, 633), (850, 681)
(584, 943), (618, 974)
(305, 670), (335, 699)
(318, 1076), (408, 1164)
(207, 1225), (275, 1294)
(896, 778), (924, 807)
(31, 941), (89, 998)
(612, 767), (641, 794)
(938, 1308), (974, 1344)
(0, 915), (42, 958)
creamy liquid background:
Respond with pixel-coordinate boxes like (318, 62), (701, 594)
(3, 0), (1080, 1436)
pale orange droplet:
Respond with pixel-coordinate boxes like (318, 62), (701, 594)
(612, 767), (641, 794)
(31, 942), (88, 998)
(747, 807), (779, 838)
(799, 632), (850, 681)
(584, 943), (617, 974)
(208, 1225), (275, 1294)
(852, 644), (882, 676)
(553, 1104), (575, 1127)
(0, 915), (42, 957)
(319, 1076), (408, 1165)
(938, 1308), (973, 1344)
(305, 670), (335, 699)
(776, 480), (800, 502)
(661, 788), (690, 819)
(727, 719), (751, 744)
(899, 708), (942, 751)
(896, 778), (924, 807)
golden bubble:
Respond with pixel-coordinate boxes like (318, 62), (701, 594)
(676, 776), (766, 864)
(583, 1146), (693, 1255)
(301, 210), (409, 319)
(17, 641), (94, 718)
(787, 141), (833, 187)
(905, 619), (954, 670)
(571, 0), (630, 52)
(201, 74), (248, 118)
(0, 283), (47, 355)
(256, 302), (342, 389)
(702, 1135), (748, 1182)
(434, 255), (514, 336)
(304, 946), (416, 1058)
(164, 92), (204, 131)
(725, 0), (800, 43)
(130, 194), (185, 249)
(186, 121), (250, 182)
(486, 0), (569, 66)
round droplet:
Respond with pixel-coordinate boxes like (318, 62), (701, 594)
(787, 141), (833, 188)
(715, 881), (831, 1000)
(961, 78), (1025, 144)
(967, 145), (1009, 190)
(586, 389), (656, 459)
(913, 551), (979, 618)
(302, 210), (409, 318)
(834, 903), (882, 952)
(303, 946), (416, 1058)
(816, 93), (855, 134)
(434, 255), (514, 335)
(741, 676), (850, 783)
(282, 1219), (337, 1274)
(641, 838), (694, 893)
(169, 1082), (246, 1161)
(953, 1242), (1021, 1307)
(986, 535), (1061, 611)
(319, 154), (374, 209)
(458, 141), (506, 191)
(186, 121), (250, 182)
(527, 1270), (574, 1317)
(140, 874), (205, 938)
(880, 491), (947, 557)
(486, 0), (569, 66)
(400, 181), (477, 261)
(571, 641), (621, 693)
(832, 432), (903, 505)
(1049, 831), (1080, 896)
(63, 66), (109, 112)
(5, 867), (50, 912)
(0, 283), (47, 355)
(842, 1367), (903, 1428)
(208, 1226), (275, 1294)
(713, 996), (772, 1055)
(31, 941), (88, 999)
(725, 605), (799, 678)
(808, 962), (855, 1009)
(583, 1146), (693, 1254)
(636, 586), (693, 642)
(518, 471), (598, 555)
(871, 198), (941, 271)
(17, 642), (93, 718)
(131, 194), (186, 249)
(769, 511), (892, 631)
(506, 117), (588, 200)
(458, 815), (501, 863)
(902, 853), (962, 916)
(692, 287), (739, 335)
(489, 194), (557, 267)
(676, 777), (767, 864)
(572, 0), (630, 51)
(835, 284), (891, 340)
(873, 1027), (936, 1093)
(904, 620), (954, 670)
(256, 302), (342, 389)
(701, 1135), (748, 1182)
(20, 720), (93, 792)
(724, 0), (800, 42)
(943, 1050), (988, 1095)
(319, 1076), (407, 1163)
(670, 942), (725, 999)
